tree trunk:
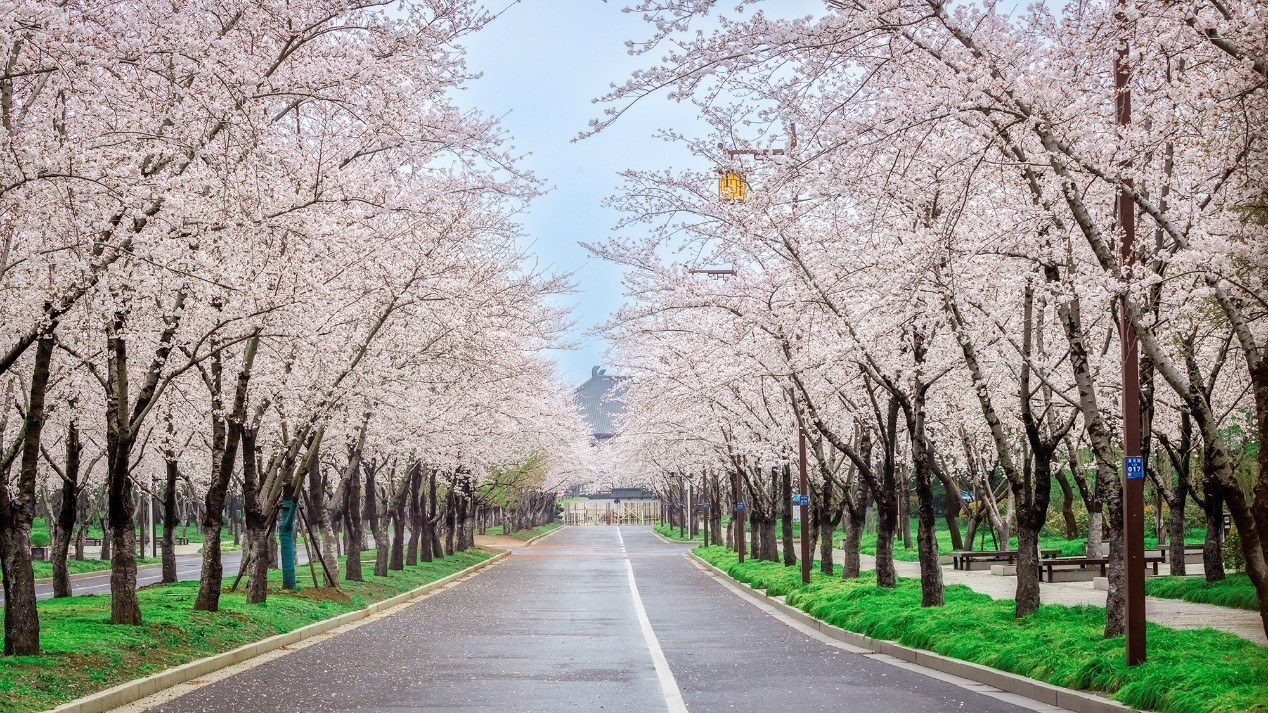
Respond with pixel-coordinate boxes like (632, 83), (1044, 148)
(444, 487), (456, 556)
(344, 460), (364, 581)
(428, 469), (442, 560)
(365, 464), (388, 577)
(842, 502), (864, 579)
(1054, 470), (1079, 539)
(0, 527), (39, 654)
(1168, 490), (1188, 577)
(390, 505), (406, 570)
(305, 447), (338, 588)
(406, 465), (422, 566)
(52, 420), (82, 598)
(1202, 482), (1226, 582)
(105, 434), (142, 625)
(781, 465), (796, 566)
(0, 335), (52, 650)
(239, 426), (271, 604)
(1015, 522), (1041, 617)
(161, 456), (178, 584)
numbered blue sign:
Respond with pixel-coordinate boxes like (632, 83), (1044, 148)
(1125, 456), (1144, 480)
(799, 495), (810, 507)
(791, 493), (801, 504)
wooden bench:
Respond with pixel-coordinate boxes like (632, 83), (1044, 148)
(173, 537), (190, 546)
(952, 549), (1061, 571)
(84, 537), (103, 547)
(1158, 544), (1204, 563)
(1040, 555), (1164, 582)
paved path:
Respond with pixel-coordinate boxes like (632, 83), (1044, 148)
(16, 549), (314, 603)
(140, 527), (1049, 712)
(821, 547), (1266, 646)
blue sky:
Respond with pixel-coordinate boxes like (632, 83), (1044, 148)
(458, 1), (819, 388)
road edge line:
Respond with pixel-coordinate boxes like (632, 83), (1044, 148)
(624, 558), (688, 713)
(687, 552), (1136, 713)
(47, 550), (510, 713)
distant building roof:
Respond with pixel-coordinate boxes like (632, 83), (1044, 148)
(574, 366), (630, 439)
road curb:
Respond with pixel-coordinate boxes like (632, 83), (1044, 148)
(48, 550), (509, 713)
(688, 552), (1136, 713)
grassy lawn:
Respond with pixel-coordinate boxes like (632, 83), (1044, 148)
(1145, 574), (1259, 611)
(31, 558), (163, 581)
(695, 546), (1265, 713)
(0, 549), (490, 713)
(32, 518), (234, 547)
(654, 522), (699, 542)
(507, 523), (561, 542)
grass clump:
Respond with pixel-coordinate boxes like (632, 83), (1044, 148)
(507, 523), (561, 542)
(654, 522), (700, 542)
(0, 549), (490, 713)
(30, 557), (164, 582)
(695, 546), (1266, 713)
(1145, 574), (1259, 611)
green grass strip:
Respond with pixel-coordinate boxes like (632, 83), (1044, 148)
(507, 523), (562, 542)
(0, 549), (490, 713)
(1145, 574), (1259, 611)
(694, 546), (1266, 713)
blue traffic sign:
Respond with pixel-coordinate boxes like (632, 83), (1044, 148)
(736, 502), (745, 510)
(1125, 456), (1144, 479)
(799, 495), (810, 507)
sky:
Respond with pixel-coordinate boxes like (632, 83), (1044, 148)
(457, 1), (821, 388)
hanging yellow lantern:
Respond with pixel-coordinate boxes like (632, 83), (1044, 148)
(718, 170), (748, 201)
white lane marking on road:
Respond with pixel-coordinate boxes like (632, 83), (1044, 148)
(617, 527), (625, 546)
(624, 558), (688, 713)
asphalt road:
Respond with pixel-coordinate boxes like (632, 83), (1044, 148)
(18, 549), (312, 602)
(145, 526), (1039, 713)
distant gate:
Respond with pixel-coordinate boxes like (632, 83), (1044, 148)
(564, 499), (657, 526)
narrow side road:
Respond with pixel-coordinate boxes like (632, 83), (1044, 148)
(136, 527), (1046, 712)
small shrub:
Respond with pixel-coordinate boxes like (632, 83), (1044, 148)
(1222, 529), (1245, 572)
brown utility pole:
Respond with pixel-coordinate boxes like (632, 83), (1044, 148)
(798, 430), (811, 584)
(734, 460), (745, 564)
(1115, 0), (1146, 666)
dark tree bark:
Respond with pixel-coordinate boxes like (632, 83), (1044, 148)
(365, 461), (389, 577)
(781, 464), (796, 566)
(429, 469), (443, 560)
(816, 474), (842, 575)
(241, 426), (271, 604)
(1157, 411), (1194, 577)
(1053, 469), (1080, 539)
(444, 483), (456, 556)
(0, 334), (53, 653)
(344, 457), (364, 581)
(51, 420), (84, 598)
(161, 452), (179, 584)
(194, 336), (256, 612)
(406, 463), (422, 566)
(389, 464), (413, 570)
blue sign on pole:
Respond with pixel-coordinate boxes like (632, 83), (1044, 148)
(791, 493), (801, 504)
(799, 495), (810, 507)
(737, 502), (745, 511)
(1125, 456), (1145, 480)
